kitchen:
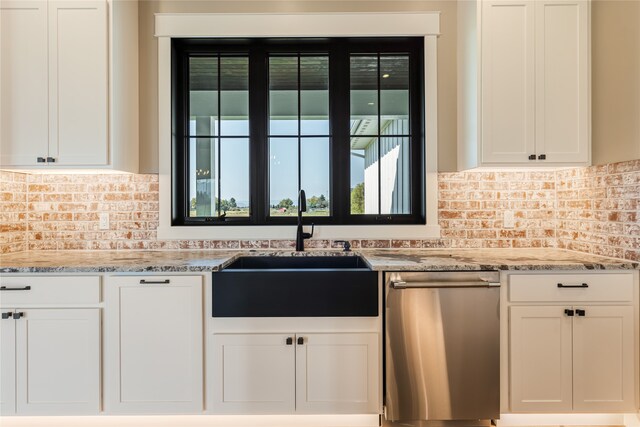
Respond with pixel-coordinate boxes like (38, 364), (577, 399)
(1, 1), (639, 426)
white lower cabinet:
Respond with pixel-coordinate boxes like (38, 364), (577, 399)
(104, 275), (203, 414)
(572, 306), (635, 412)
(0, 308), (101, 415)
(213, 334), (296, 414)
(508, 271), (637, 413)
(510, 306), (575, 412)
(212, 332), (379, 414)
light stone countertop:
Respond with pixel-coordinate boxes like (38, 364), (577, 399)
(0, 248), (637, 273)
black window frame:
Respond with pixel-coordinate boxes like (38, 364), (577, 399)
(172, 37), (425, 226)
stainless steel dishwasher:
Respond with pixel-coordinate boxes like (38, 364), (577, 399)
(385, 271), (501, 425)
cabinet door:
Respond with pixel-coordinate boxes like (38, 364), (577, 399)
(48, 1), (108, 165)
(481, 1), (536, 164)
(15, 309), (100, 415)
(296, 333), (379, 414)
(535, 0), (589, 164)
(0, 310), (16, 416)
(510, 306), (573, 412)
(0, 1), (49, 166)
(573, 305), (635, 411)
(105, 276), (203, 414)
(212, 334), (295, 414)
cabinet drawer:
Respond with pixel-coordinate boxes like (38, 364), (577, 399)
(509, 273), (634, 303)
(0, 276), (100, 306)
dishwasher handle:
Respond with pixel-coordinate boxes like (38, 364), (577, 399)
(390, 280), (499, 289)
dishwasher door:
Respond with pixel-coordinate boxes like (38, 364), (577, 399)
(385, 271), (500, 423)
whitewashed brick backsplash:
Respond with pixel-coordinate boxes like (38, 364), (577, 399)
(1, 159), (639, 262)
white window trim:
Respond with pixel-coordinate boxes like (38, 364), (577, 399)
(156, 12), (441, 240)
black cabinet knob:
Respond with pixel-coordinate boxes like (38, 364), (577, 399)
(13, 312), (24, 320)
(576, 309), (586, 317)
(286, 337), (293, 345)
(538, 154), (546, 160)
(46, 157), (56, 163)
(297, 337), (304, 345)
(564, 309), (575, 317)
(37, 157), (46, 163)
(1, 312), (13, 320)
(528, 154), (536, 160)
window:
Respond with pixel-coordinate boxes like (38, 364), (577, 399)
(172, 38), (424, 226)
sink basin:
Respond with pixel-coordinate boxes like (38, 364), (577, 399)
(223, 255), (370, 270)
(212, 255), (378, 317)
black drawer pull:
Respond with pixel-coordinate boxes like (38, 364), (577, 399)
(557, 283), (588, 288)
(13, 312), (24, 320)
(2, 312), (13, 320)
(297, 337), (304, 345)
(576, 309), (586, 317)
(286, 337), (293, 345)
(0, 286), (32, 291)
(139, 279), (170, 284)
(564, 309), (575, 317)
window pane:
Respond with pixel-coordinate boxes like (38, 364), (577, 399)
(350, 56), (378, 137)
(300, 56), (329, 135)
(380, 56), (409, 133)
(380, 137), (410, 214)
(269, 138), (298, 216)
(189, 57), (218, 136)
(188, 137), (218, 217)
(301, 138), (330, 216)
(220, 138), (250, 217)
(220, 57), (249, 136)
(269, 57), (298, 135)
(350, 138), (379, 215)
(350, 147), (365, 214)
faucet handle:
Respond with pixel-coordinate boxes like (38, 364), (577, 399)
(334, 240), (351, 252)
(302, 223), (314, 239)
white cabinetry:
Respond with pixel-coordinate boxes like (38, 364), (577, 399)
(105, 275), (203, 414)
(0, 1), (49, 165)
(0, 0), (138, 171)
(458, 0), (590, 169)
(213, 334), (296, 413)
(507, 272), (637, 413)
(212, 332), (379, 414)
(48, 0), (108, 165)
(0, 276), (101, 416)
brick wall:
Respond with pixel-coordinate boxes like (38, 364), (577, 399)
(556, 159), (640, 262)
(0, 171), (28, 254)
(1, 159), (639, 261)
(438, 170), (557, 249)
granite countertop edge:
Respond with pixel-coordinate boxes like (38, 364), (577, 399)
(0, 248), (638, 273)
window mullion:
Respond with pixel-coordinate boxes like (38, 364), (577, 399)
(377, 53), (382, 217)
(297, 54), (302, 198)
(216, 55), (222, 217)
(249, 43), (268, 224)
(330, 41), (349, 224)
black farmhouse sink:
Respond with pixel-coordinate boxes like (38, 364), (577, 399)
(224, 255), (370, 270)
(212, 256), (378, 317)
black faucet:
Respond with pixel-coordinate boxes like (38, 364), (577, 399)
(296, 190), (314, 251)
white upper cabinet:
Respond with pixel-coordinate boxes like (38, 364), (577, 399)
(481, 1), (536, 164)
(48, 1), (108, 165)
(535, 1), (589, 164)
(0, 1), (49, 165)
(458, 0), (590, 169)
(0, 0), (138, 171)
